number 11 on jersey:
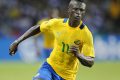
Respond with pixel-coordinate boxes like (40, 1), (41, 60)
(62, 42), (69, 53)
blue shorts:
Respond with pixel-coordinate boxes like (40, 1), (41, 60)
(33, 62), (64, 80)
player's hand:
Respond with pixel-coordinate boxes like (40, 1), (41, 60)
(68, 45), (80, 56)
(9, 40), (19, 56)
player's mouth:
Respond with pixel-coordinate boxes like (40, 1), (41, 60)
(74, 16), (81, 20)
(74, 14), (81, 19)
(76, 16), (80, 18)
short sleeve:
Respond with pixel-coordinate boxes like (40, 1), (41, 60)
(81, 27), (95, 57)
(40, 19), (56, 32)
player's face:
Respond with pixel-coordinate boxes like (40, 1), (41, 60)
(68, 1), (86, 21)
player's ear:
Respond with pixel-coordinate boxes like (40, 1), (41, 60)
(81, 11), (86, 18)
(83, 10), (86, 14)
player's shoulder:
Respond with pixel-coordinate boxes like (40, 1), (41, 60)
(37, 18), (49, 25)
(48, 18), (66, 25)
(49, 18), (65, 22)
(80, 21), (93, 36)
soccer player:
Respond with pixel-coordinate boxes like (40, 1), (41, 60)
(9, 0), (95, 80)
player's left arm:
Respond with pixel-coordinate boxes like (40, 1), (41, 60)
(69, 45), (94, 68)
(75, 50), (94, 68)
(69, 29), (95, 67)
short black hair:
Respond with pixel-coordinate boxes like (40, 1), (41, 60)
(68, 0), (86, 10)
(76, 0), (84, 2)
(69, 0), (85, 6)
(72, 0), (84, 2)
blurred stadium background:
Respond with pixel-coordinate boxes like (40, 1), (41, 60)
(0, 0), (120, 80)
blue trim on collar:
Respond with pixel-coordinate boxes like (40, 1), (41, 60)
(79, 23), (85, 29)
(63, 18), (68, 23)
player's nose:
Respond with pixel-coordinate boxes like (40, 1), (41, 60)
(76, 10), (81, 15)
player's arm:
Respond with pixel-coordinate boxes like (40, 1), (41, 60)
(9, 25), (41, 56)
(69, 29), (95, 67)
(69, 45), (94, 67)
(77, 54), (94, 67)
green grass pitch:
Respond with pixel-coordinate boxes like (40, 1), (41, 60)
(0, 61), (120, 80)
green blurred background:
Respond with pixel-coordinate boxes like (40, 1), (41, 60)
(0, 61), (120, 80)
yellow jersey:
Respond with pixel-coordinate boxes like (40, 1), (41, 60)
(38, 18), (54, 48)
(40, 18), (95, 80)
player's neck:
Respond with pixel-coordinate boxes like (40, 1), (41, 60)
(68, 19), (80, 28)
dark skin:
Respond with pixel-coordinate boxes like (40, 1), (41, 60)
(9, 0), (94, 67)
(68, 1), (94, 67)
(9, 25), (40, 55)
(68, 1), (86, 27)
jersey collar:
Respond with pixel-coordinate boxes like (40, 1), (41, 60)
(64, 18), (83, 29)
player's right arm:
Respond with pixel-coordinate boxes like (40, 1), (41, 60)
(9, 19), (56, 56)
(9, 25), (40, 56)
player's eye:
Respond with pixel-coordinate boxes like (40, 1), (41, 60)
(80, 9), (85, 11)
(74, 8), (78, 11)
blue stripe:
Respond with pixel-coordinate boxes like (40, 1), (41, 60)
(63, 18), (68, 23)
(79, 23), (85, 29)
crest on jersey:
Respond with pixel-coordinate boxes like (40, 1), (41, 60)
(74, 40), (81, 45)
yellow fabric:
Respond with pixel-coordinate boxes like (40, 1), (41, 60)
(38, 19), (54, 48)
(40, 18), (95, 80)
